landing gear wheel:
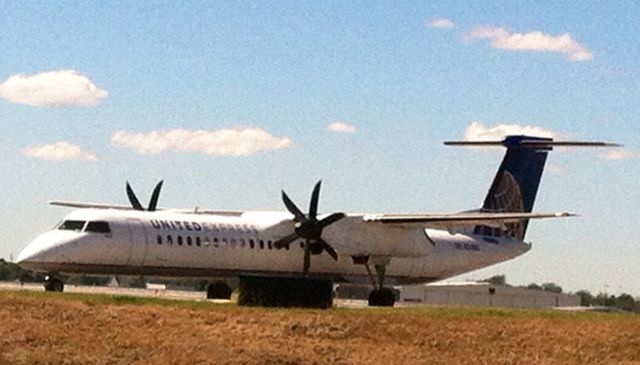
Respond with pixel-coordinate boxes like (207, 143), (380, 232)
(368, 288), (395, 307)
(44, 276), (64, 292)
(206, 282), (232, 299)
(238, 275), (333, 308)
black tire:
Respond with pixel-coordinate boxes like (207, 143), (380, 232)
(206, 282), (233, 299)
(368, 288), (395, 307)
(44, 278), (64, 292)
(238, 275), (333, 309)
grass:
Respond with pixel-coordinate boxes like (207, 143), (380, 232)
(2, 289), (640, 365)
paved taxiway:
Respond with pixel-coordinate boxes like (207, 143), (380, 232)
(0, 281), (370, 308)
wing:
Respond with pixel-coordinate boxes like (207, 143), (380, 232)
(361, 211), (576, 230)
(49, 200), (245, 216)
(49, 200), (136, 210)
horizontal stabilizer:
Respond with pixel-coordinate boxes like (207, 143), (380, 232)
(444, 137), (621, 149)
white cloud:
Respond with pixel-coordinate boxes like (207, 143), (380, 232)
(464, 121), (558, 141)
(598, 150), (635, 160)
(428, 18), (454, 29)
(110, 127), (293, 157)
(22, 142), (97, 161)
(327, 122), (356, 134)
(465, 26), (593, 61)
(0, 70), (108, 107)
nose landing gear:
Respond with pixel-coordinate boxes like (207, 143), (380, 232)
(44, 275), (64, 292)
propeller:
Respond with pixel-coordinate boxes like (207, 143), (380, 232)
(126, 180), (164, 211)
(273, 180), (345, 276)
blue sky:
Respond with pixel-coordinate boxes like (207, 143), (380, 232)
(1, 1), (638, 295)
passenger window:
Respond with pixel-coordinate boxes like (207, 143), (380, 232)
(85, 221), (111, 234)
(58, 220), (86, 231)
(167, 235), (173, 245)
(249, 239), (255, 249)
(259, 240), (264, 249)
(187, 236), (192, 246)
(157, 235), (162, 245)
(196, 237), (201, 246)
(267, 240), (272, 250)
(178, 236), (183, 246)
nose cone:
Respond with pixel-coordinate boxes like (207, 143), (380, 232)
(17, 231), (77, 270)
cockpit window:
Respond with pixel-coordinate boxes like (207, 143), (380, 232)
(58, 220), (86, 231)
(85, 221), (111, 234)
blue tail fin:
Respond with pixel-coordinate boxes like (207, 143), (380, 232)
(474, 135), (552, 240)
(444, 135), (620, 240)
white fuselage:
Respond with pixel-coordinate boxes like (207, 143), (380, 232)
(17, 208), (530, 285)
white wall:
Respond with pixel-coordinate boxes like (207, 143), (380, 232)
(400, 283), (580, 309)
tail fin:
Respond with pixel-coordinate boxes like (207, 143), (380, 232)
(477, 136), (551, 240)
(445, 135), (619, 240)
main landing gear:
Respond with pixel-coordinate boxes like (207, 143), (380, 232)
(237, 275), (333, 309)
(44, 275), (64, 292)
(355, 256), (396, 307)
(206, 281), (233, 300)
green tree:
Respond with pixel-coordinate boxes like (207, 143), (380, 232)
(541, 282), (563, 293)
(482, 275), (506, 286)
(592, 293), (616, 307)
(575, 290), (593, 306)
(527, 283), (542, 291)
(0, 259), (21, 281)
(0, 259), (9, 280)
(616, 293), (636, 311)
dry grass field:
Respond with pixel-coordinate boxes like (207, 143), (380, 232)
(1, 290), (639, 365)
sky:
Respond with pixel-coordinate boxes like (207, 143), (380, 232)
(1, 1), (638, 295)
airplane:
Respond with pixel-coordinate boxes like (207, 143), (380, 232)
(16, 135), (618, 306)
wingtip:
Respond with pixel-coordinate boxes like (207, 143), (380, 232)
(557, 212), (579, 217)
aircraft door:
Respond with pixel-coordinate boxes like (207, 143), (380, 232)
(126, 219), (148, 266)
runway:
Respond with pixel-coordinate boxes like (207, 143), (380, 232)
(0, 280), (371, 308)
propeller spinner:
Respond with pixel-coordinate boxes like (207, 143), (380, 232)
(126, 180), (164, 211)
(273, 181), (345, 276)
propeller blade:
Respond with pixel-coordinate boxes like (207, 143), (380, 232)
(318, 212), (346, 229)
(302, 240), (311, 276)
(147, 180), (164, 211)
(282, 190), (306, 222)
(309, 180), (322, 220)
(273, 232), (299, 249)
(318, 238), (338, 261)
(126, 182), (144, 211)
